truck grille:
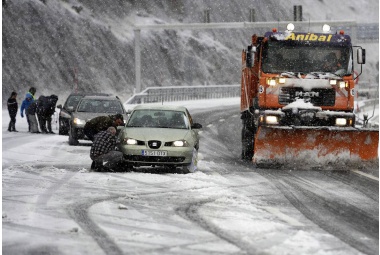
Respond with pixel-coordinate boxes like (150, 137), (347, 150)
(279, 88), (335, 106)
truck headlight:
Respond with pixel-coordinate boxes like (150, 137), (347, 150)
(266, 116), (279, 125)
(339, 81), (347, 88)
(267, 77), (286, 86)
(322, 24), (331, 32)
(335, 118), (347, 126)
(267, 78), (277, 86)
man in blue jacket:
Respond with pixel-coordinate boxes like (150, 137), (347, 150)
(20, 87), (36, 132)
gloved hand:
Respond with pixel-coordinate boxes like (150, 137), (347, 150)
(21, 112), (24, 118)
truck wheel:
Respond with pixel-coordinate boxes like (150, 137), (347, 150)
(242, 127), (254, 161)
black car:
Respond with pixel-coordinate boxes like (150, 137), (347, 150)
(68, 95), (128, 145)
(57, 92), (110, 135)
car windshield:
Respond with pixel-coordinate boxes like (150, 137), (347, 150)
(127, 109), (189, 129)
(77, 99), (124, 113)
(65, 95), (83, 109)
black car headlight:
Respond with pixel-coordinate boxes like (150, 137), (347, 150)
(73, 118), (86, 125)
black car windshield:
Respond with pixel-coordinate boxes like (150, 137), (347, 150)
(127, 109), (189, 129)
(262, 41), (351, 75)
(65, 95), (83, 109)
(77, 99), (124, 113)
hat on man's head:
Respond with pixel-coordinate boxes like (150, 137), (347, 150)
(29, 87), (36, 94)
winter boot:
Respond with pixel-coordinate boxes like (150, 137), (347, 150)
(11, 122), (18, 132)
(91, 161), (104, 171)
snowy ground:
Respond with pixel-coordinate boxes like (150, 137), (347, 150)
(2, 97), (379, 255)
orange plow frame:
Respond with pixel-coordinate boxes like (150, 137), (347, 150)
(253, 126), (379, 169)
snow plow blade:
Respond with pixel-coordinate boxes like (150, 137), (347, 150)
(253, 126), (379, 169)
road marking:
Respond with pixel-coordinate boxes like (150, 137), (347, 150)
(351, 170), (379, 181)
(262, 206), (304, 227)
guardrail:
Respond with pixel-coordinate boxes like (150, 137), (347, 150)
(125, 85), (240, 104)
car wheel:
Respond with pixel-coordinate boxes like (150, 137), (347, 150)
(180, 148), (199, 174)
(122, 163), (133, 172)
(68, 128), (79, 146)
(59, 120), (68, 135)
(181, 164), (193, 174)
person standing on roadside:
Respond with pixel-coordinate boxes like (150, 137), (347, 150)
(20, 87), (36, 132)
(26, 100), (41, 133)
(37, 94), (58, 134)
(7, 91), (18, 132)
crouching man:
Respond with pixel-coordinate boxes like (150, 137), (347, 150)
(90, 126), (123, 171)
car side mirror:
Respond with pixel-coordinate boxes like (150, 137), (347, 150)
(191, 123), (202, 129)
(57, 104), (62, 109)
(67, 106), (74, 112)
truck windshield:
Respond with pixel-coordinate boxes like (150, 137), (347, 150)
(262, 41), (351, 75)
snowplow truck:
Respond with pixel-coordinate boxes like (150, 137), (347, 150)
(241, 24), (378, 169)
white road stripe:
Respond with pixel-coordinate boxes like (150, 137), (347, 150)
(351, 170), (379, 181)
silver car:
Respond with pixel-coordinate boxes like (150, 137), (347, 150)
(119, 105), (202, 173)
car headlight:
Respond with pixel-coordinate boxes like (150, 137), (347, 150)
(73, 118), (86, 125)
(123, 138), (138, 145)
(335, 118), (347, 126)
(173, 140), (189, 147)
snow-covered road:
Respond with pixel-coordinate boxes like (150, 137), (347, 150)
(2, 98), (379, 255)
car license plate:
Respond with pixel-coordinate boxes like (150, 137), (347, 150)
(142, 150), (168, 156)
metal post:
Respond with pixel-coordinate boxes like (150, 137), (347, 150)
(204, 10), (210, 23)
(134, 28), (141, 93)
(249, 9), (255, 22)
(294, 5), (302, 22)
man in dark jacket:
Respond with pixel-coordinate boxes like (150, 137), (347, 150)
(27, 101), (41, 133)
(7, 91), (18, 132)
(83, 114), (124, 141)
(37, 94), (59, 134)
(90, 126), (123, 171)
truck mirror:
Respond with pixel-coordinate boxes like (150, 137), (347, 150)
(246, 46), (256, 68)
(357, 48), (366, 64)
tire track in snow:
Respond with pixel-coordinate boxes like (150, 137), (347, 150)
(176, 200), (249, 255)
(67, 196), (124, 255)
(260, 170), (379, 255)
